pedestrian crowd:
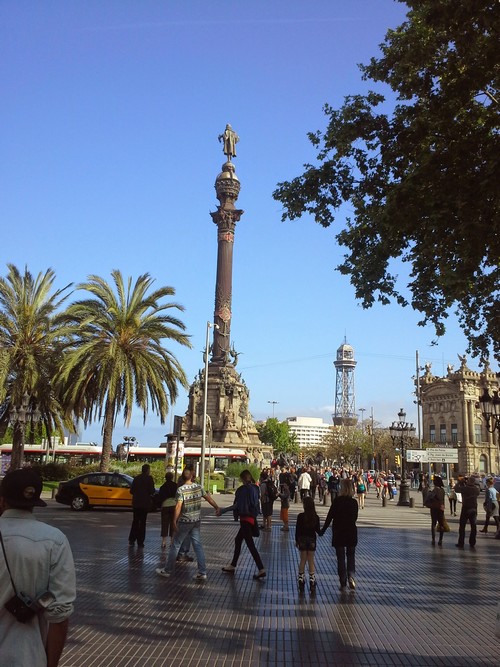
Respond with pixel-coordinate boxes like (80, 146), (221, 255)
(2, 460), (499, 667)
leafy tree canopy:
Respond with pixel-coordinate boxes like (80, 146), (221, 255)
(321, 427), (373, 467)
(257, 418), (299, 456)
(273, 0), (499, 361)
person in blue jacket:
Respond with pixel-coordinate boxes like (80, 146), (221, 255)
(220, 470), (266, 580)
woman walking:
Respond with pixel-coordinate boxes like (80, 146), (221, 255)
(220, 470), (266, 580)
(295, 496), (321, 590)
(320, 478), (359, 590)
(356, 476), (366, 509)
(479, 478), (500, 534)
(158, 471), (178, 548)
(447, 478), (458, 516)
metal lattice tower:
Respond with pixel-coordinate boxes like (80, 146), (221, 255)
(333, 338), (357, 426)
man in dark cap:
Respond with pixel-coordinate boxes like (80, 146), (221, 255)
(0, 469), (76, 666)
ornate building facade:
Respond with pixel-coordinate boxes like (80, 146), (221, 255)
(419, 356), (499, 475)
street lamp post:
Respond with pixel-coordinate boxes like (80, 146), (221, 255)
(359, 408), (366, 433)
(201, 321), (219, 490)
(370, 407), (375, 470)
(268, 400), (278, 419)
(9, 393), (40, 470)
(478, 387), (500, 433)
(123, 436), (136, 464)
(389, 408), (416, 507)
(478, 387), (500, 472)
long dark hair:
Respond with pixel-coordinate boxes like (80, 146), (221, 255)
(301, 496), (319, 529)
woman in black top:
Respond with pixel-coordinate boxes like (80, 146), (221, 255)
(295, 496), (320, 590)
(320, 477), (359, 590)
(157, 471), (178, 548)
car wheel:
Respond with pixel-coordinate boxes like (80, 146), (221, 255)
(71, 494), (89, 511)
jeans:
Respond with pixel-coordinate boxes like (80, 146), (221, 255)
(231, 520), (264, 570)
(335, 545), (355, 585)
(458, 508), (477, 546)
(165, 521), (206, 575)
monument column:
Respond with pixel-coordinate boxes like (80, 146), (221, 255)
(210, 124), (243, 364)
(181, 125), (271, 464)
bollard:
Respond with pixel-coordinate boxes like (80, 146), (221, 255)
(52, 488), (57, 499)
(295, 490), (299, 503)
(409, 497), (415, 508)
(382, 496), (386, 507)
(212, 485), (217, 495)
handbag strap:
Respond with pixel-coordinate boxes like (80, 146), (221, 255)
(0, 529), (18, 595)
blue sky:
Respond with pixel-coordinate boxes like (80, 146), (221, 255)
(1, 1), (478, 446)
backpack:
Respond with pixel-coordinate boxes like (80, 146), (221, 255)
(267, 480), (278, 502)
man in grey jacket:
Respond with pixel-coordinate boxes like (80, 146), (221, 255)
(0, 468), (76, 667)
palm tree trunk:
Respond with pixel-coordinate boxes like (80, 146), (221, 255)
(100, 399), (115, 472)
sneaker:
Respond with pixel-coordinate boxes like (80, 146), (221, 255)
(177, 554), (194, 562)
(193, 573), (207, 580)
(298, 573), (305, 588)
(340, 580), (347, 590)
(455, 543), (464, 548)
(156, 568), (171, 578)
(309, 575), (316, 589)
(348, 576), (356, 590)
(222, 565), (235, 572)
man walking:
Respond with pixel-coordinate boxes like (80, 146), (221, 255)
(0, 469), (76, 667)
(455, 476), (480, 548)
(129, 464), (155, 547)
(156, 467), (220, 580)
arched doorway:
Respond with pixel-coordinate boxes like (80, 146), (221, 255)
(479, 454), (488, 474)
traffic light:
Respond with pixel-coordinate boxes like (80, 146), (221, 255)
(395, 454), (401, 466)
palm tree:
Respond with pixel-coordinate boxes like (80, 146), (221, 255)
(60, 270), (191, 472)
(0, 265), (73, 469)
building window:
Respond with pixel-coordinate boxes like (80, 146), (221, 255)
(429, 425), (435, 443)
(440, 424), (446, 444)
(475, 424), (482, 443)
(451, 424), (458, 444)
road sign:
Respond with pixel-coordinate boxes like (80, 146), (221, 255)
(426, 448), (459, 463)
(406, 450), (429, 463)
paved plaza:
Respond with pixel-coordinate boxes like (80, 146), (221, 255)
(38, 489), (499, 667)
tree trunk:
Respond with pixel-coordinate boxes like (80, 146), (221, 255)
(10, 422), (24, 470)
(99, 399), (115, 472)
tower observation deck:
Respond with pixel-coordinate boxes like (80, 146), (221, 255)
(333, 339), (357, 426)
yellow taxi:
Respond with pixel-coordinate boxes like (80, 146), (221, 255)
(55, 472), (135, 511)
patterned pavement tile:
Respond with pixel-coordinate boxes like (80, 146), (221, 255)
(38, 489), (499, 667)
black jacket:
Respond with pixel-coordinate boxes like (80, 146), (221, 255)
(130, 472), (155, 509)
(321, 495), (358, 547)
(158, 480), (178, 505)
